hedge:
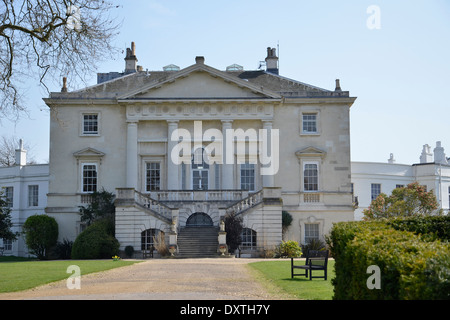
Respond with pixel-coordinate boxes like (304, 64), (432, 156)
(328, 219), (450, 300)
(388, 216), (450, 241)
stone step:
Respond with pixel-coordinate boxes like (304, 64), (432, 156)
(177, 227), (219, 258)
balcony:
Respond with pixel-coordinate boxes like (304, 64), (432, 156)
(148, 190), (250, 203)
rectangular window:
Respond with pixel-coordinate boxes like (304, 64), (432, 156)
(371, 183), (381, 201)
(302, 113), (317, 133)
(146, 162), (160, 191)
(2, 239), (12, 251)
(240, 163), (255, 191)
(82, 114), (98, 135)
(28, 185), (39, 207)
(396, 184), (404, 189)
(82, 164), (97, 193)
(304, 163), (318, 191)
(3, 187), (13, 208)
(305, 224), (319, 244)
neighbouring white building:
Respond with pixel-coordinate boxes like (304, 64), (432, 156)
(0, 141), (49, 257)
(41, 43), (356, 258)
(352, 142), (450, 220)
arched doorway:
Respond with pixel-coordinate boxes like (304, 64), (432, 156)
(186, 212), (213, 227)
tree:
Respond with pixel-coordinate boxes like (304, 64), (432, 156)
(0, 191), (19, 241)
(79, 189), (115, 228)
(224, 211), (243, 254)
(22, 214), (58, 259)
(363, 182), (442, 220)
(0, 0), (121, 119)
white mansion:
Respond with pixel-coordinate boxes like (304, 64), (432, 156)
(42, 44), (356, 258)
(2, 43), (446, 258)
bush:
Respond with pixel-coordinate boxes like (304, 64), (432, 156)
(54, 238), (73, 259)
(71, 219), (119, 259)
(388, 215), (450, 241)
(275, 240), (302, 258)
(328, 219), (450, 300)
(124, 245), (134, 258)
(301, 238), (326, 257)
(22, 215), (58, 260)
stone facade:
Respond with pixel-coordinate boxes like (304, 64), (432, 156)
(0, 142), (49, 257)
(42, 44), (356, 257)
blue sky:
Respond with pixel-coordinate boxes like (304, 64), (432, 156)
(1, 0), (450, 165)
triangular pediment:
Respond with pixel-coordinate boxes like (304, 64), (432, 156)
(295, 146), (327, 158)
(118, 63), (281, 101)
(73, 147), (105, 158)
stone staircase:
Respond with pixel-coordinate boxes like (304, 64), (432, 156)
(177, 227), (219, 258)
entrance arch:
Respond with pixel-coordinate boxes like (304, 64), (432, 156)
(186, 212), (213, 227)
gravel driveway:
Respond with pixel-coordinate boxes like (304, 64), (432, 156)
(0, 258), (290, 300)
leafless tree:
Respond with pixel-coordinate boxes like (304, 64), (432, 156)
(0, 0), (121, 120)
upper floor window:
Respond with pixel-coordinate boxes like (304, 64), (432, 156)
(371, 183), (381, 201)
(240, 163), (255, 191)
(82, 164), (97, 193)
(82, 114), (98, 135)
(304, 163), (319, 191)
(302, 113), (317, 134)
(2, 186), (13, 208)
(146, 162), (161, 191)
(28, 185), (39, 207)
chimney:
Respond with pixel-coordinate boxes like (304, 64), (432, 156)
(195, 56), (205, 64)
(15, 139), (27, 166)
(335, 79), (342, 92)
(124, 41), (138, 74)
(388, 153), (395, 164)
(265, 47), (279, 75)
(434, 141), (448, 165)
(61, 77), (68, 92)
(420, 144), (433, 163)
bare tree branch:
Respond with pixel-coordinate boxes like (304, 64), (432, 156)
(0, 0), (121, 120)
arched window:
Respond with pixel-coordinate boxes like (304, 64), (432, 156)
(186, 212), (213, 227)
(241, 228), (257, 249)
(141, 229), (164, 250)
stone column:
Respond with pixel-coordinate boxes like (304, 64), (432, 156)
(167, 120), (179, 190)
(126, 121), (138, 189)
(221, 120), (234, 189)
(262, 120), (275, 187)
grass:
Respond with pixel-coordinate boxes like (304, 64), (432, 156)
(248, 259), (335, 300)
(0, 258), (141, 293)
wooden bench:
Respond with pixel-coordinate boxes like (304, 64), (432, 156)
(291, 249), (329, 280)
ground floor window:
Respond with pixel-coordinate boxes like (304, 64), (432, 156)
(304, 223), (319, 244)
(1, 239), (12, 251)
(141, 229), (164, 251)
(241, 228), (257, 249)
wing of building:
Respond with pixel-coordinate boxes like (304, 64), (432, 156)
(39, 44), (357, 258)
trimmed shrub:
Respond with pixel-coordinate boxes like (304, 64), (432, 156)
(328, 220), (450, 300)
(388, 216), (450, 241)
(71, 219), (119, 259)
(22, 214), (58, 260)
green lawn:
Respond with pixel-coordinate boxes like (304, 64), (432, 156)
(248, 259), (335, 300)
(0, 259), (141, 293)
